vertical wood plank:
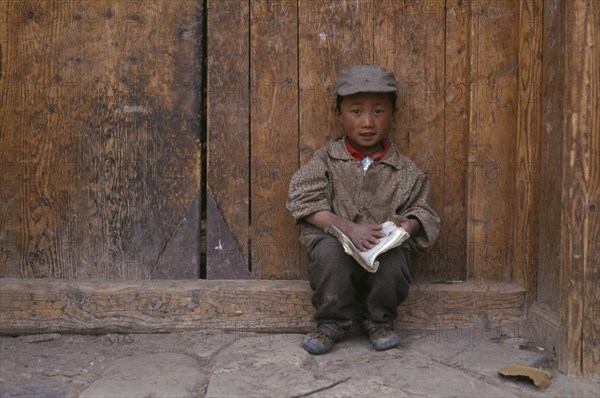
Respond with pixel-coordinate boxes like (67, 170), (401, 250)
(1, 0), (58, 277)
(1, 0), (84, 278)
(514, 0), (542, 304)
(537, 0), (564, 314)
(0, 0), (8, 276)
(250, 0), (301, 279)
(581, 0), (599, 376)
(442, 0), (470, 281)
(206, 0), (251, 278)
(466, 0), (519, 282)
(0, 1), (202, 278)
(559, 0), (600, 377)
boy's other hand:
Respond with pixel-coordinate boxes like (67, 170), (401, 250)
(348, 223), (385, 252)
(391, 215), (420, 236)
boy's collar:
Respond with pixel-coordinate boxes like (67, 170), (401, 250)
(327, 136), (405, 169)
(344, 137), (390, 162)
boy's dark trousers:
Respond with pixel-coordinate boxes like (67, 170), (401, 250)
(307, 235), (412, 338)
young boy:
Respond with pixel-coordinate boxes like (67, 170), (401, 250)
(286, 65), (440, 355)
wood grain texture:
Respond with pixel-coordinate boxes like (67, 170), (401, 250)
(581, 0), (599, 376)
(514, 0), (542, 305)
(298, 0), (373, 166)
(206, 192), (252, 279)
(153, 193), (200, 279)
(206, 0), (250, 276)
(537, 0), (564, 314)
(0, 278), (525, 334)
(466, 0), (519, 282)
(440, 0), (470, 282)
(559, 0), (600, 377)
(250, 0), (301, 280)
(0, 1), (202, 278)
(400, 282), (526, 329)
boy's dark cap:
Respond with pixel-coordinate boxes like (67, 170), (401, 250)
(334, 65), (397, 96)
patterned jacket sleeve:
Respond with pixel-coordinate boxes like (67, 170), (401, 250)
(286, 151), (332, 223)
(400, 173), (440, 251)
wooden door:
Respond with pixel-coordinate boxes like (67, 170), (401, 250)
(206, 0), (527, 283)
(0, 1), (203, 279)
(1, 0), (540, 285)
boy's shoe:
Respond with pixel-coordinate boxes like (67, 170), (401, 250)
(361, 320), (400, 351)
(302, 330), (342, 355)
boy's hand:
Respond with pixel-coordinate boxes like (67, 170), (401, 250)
(348, 223), (385, 252)
(391, 215), (420, 236)
(304, 210), (385, 251)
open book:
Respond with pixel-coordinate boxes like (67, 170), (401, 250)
(326, 221), (410, 273)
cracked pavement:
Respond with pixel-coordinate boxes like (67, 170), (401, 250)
(1, 323), (598, 397)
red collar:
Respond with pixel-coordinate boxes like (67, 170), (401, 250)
(344, 137), (390, 162)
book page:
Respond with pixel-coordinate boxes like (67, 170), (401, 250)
(326, 221), (409, 272)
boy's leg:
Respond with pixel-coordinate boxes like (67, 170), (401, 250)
(305, 235), (362, 353)
(362, 246), (412, 350)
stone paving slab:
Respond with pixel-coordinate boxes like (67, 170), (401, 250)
(1, 326), (598, 398)
(79, 353), (207, 398)
(206, 334), (520, 397)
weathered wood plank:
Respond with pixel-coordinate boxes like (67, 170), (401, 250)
(440, 0), (470, 282)
(250, 0), (301, 280)
(153, 194), (201, 279)
(0, 0), (78, 278)
(581, 0), (600, 376)
(559, 0), (600, 377)
(466, 0), (519, 282)
(206, 0), (250, 278)
(0, 278), (526, 334)
(205, 192), (252, 279)
(400, 282), (526, 329)
(537, 0), (564, 314)
(0, 1), (202, 278)
(514, 0), (542, 305)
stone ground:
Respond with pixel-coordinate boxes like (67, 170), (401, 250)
(1, 322), (598, 398)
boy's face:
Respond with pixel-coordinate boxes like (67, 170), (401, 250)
(337, 92), (395, 154)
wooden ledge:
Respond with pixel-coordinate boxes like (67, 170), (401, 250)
(0, 278), (525, 335)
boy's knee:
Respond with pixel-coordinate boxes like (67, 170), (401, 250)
(374, 248), (412, 284)
(309, 236), (347, 266)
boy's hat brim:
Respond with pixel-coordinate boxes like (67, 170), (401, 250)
(335, 65), (397, 96)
